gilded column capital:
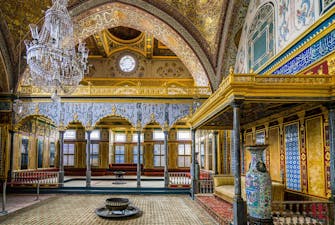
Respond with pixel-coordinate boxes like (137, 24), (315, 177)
(162, 121), (169, 132)
(58, 122), (66, 132)
(135, 120), (142, 132)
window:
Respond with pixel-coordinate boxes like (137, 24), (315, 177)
(153, 144), (165, 167)
(64, 143), (75, 166)
(115, 145), (125, 163)
(132, 133), (144, 143)
(177, 130), (191, 140)
(200, 142), (205, 169)
(153, 130), (164, 140)
(119, 54), (137, 73)
(90, 143), (99, 167)
(85, 130), (100, 140)
(21, 138), (29, 170)
(178, 143), (191, 167)
(133, 145), (143, 164)
(64, 130), (76, 140)
(115, 133), (126, 142)
(49, 142), (55, 167)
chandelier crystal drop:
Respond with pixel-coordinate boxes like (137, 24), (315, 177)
(24, 0), (89, 95)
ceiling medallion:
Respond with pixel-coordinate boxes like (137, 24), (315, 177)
(118, 54), (137, 73)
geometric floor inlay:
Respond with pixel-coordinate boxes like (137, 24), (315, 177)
(0, 194), (218, 225)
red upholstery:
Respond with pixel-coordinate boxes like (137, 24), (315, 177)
(64, 168), (107, 176)
(143, 168), (190, 176)
(108, 163), (143, 175)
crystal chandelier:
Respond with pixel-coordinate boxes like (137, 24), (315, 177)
(24, 0), (89, 96)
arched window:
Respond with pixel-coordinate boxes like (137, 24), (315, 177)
(248, 3), (275, 72)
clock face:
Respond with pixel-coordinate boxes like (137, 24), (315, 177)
(119, 55), (136, 72)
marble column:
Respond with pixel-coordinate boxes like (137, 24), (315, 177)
(213, 131), (218, 175)
(191, 129), (197, 199)
(164, 129), (169, 188)
(86, 130), (92, 188)
(327, 104), (335, 201)
(58, 130), (65, 187)
(136, 130), (141, 188)
(231, 101), (245, 225)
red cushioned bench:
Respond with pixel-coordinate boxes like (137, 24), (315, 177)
(108, 163), (143, 175)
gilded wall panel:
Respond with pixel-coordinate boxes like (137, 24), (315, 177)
(43, 138), (50, 168)
(244, 133), (253, 173)
(28, 136), (36, 169)
(306, 117), (326, 197)
(100, 142), (109, 168)
(13, 133), (21, 171)
(268, 127), (281, 182)
(76, 142), (85, 168)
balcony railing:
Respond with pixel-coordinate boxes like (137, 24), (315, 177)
(272, 201), (334, 225)
(12, 170), (59, 186)
(168, 172), (191, 187)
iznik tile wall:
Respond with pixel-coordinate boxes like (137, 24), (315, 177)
(284, 123), (301, 191)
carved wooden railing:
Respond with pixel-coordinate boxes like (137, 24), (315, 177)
(197, 179), (214, 194)
(272, 201), (334, 225)
(169, 172), (191, 187)
(168, 172), (191, 187)
(12, 170), (59, 186)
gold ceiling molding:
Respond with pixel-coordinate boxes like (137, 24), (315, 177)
(18, 84), (211, 99)
(92, 30), (150, 57)
(189, 72), (334, 129)
(72, 2), (210, 87)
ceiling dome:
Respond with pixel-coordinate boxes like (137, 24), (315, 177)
(108, 26), (142, 41)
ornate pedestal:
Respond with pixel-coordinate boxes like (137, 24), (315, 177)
(245, 145), (273, 225)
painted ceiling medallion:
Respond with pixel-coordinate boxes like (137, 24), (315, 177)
(119, 55), (137, 73)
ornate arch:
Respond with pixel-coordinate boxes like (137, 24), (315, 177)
(0, 30), (12, 92)
(15, 114), (57, 129)
(71, 1), (213, 88)
(15, 102), (60, 126)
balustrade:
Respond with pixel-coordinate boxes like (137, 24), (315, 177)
(168, 172), (191, 187)
(12, 170), (59, 186)
(272, 201), (334, 225)
(198, 179), (214, 194)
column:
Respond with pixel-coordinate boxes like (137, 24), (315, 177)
(241, 129), (245, 174)
(86, 130), (92, 188)
(328, 104), (335, 201)
(164, 129), (169, 188)
(213, 131), (218, 175)
(191, 129), (198, 199)
(58, 130), (65, 187)
(223, 130), (227, 174)
(136, 130), (141, 188)
(231, 101), (245, 225)
(8, 129), (16, 180)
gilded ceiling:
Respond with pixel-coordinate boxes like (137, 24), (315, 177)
(0, 0), (236, 90)
(1, 0), (226, 56)
(164, 0), (225, 53)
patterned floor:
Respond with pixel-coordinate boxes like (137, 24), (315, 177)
(196, 195), (233, 225)
(0, 194), (218, 225)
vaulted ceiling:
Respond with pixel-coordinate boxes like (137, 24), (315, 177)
(0, 0), (248, 92)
